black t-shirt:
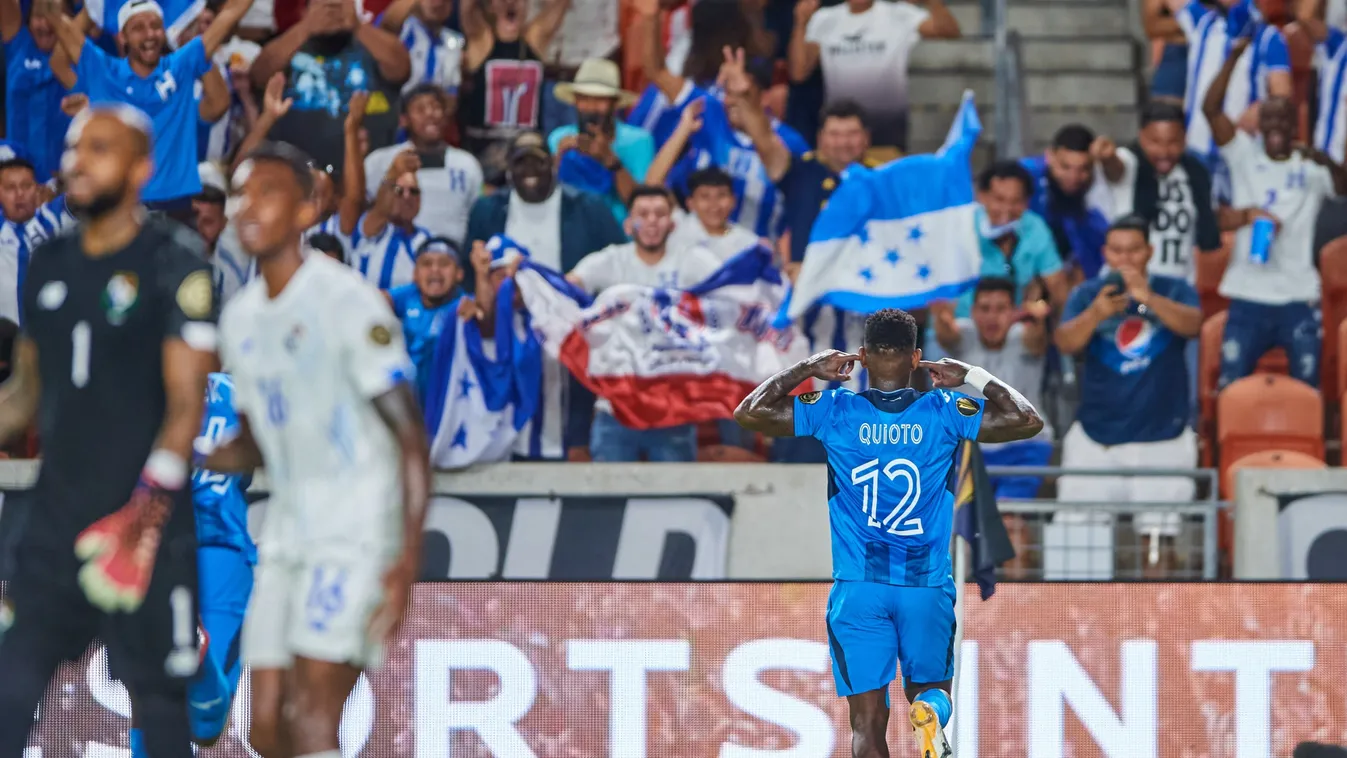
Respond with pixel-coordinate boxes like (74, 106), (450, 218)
(270, 35), (401, 172)
(21, 219), (214, 544)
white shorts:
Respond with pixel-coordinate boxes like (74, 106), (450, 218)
(241, 551), (391, 671)
(1056, 422), (1198, 536)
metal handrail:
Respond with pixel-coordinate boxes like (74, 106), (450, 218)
(992, 25), (1029, 159)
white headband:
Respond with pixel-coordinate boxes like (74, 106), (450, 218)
(117, 0), (164, 33)
(65, 103), (154, 148)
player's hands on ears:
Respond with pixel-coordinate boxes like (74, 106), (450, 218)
(919, 357), (972, 389)
(806, 349), (860, 381)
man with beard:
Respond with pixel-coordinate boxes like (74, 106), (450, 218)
(0, 0), (72, 181)
(566, 185), (720, 462)
(353, 149), (431, 289)
(1020, 124), (1124, 278)
(1204, 37), (1347, 390)
(364, 84), (483, 245)
(39, 0), (254, 222)
(465, 130), (624, 280)
(249, 0), (409, 172)
(1106, 101), (1222, 284)
(0, 105), (216, 758)
(464, 131), (620, 461)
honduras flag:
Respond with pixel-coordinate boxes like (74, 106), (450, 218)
(778, 91), (983, 325)
(516, 244), (809, 429)
(423, 275), (543, 469)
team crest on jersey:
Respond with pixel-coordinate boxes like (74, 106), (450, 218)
(176, 270), (214, 320)
(102, 272), (139, 325)
(799, 391), (822, 405)
(956, 397), (979, 416)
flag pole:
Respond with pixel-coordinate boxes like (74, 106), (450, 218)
(949, 534), (968, 755)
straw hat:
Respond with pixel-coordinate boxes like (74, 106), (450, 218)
(554, 59), (639, 109)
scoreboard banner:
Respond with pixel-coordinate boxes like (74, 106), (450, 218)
(15, 582), (1347, 758)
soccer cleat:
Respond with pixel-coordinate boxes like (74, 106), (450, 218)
(909, 700), (952, 758)
(75, 486), (172, 613)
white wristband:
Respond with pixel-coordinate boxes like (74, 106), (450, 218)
(964, 367), (995, 392)
(144, 449), (188, 490)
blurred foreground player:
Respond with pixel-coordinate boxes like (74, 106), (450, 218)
(734, 309), (1043, 758)
(0, 105), (216, 757)
(199, 142), (431, 758)
(130, 371), (257, 756)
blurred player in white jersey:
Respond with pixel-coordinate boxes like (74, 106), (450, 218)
(199, 141), (431, 758)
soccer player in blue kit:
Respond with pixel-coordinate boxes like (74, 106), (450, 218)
(735, 309), (1043, 758)
(129, 371), (255, 757)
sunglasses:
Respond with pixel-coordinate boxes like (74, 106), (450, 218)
(393, 185), (421, 198)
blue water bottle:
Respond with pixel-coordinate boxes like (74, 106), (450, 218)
(1249, 217), (1276, 265)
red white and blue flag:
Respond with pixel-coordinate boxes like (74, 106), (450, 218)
(515, 245), (810, 430)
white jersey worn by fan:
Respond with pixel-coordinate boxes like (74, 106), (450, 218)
(220, 252), (415, 669)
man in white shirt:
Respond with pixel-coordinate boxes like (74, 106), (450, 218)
(379, 0), (464, 97)
(567, 186), (720, 461)
(1204, 37), (1347, 389)
(352, 150), (432, 290)
(789, 0), (960, 153)
(667, 166), (761, 262)
(1107, 101), (1222, 283)
(364, 84), (482, 246)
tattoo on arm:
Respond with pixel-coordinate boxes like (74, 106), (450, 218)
(372, 383), (431, 570)
(733, 360), (814, 437)
(977, 379), (1044, 443)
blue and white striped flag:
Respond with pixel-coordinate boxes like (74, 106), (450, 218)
(423, 277), (542, 469)
(778, 91), (983, 325)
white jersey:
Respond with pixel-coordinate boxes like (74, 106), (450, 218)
(1108, 147), (1200, 282)
(220, 253), (415, 560)
(1219, 131), (1336, 305)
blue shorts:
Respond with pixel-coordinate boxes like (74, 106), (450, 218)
(825, 580), (957, 697)
(189, 545), (254, 742)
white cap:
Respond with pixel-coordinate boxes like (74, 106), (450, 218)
(117, 0), (163, 33)
(198, 162), (227, 195)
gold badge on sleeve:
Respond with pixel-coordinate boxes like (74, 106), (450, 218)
(956, 397), (980, 416)
(369, 324), (392, 346)
(176, 270), (213, 319)
(800, 391), (822, 405)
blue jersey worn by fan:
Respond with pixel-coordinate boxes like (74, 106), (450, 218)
(794, 383), (982, 736)
(131, 372), (256, 758)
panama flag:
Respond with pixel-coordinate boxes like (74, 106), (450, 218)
(777, 90), (984, 325)
(424, 276), (543, 468)
(515, 245), (809, 430)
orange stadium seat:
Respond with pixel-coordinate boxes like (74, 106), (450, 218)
(1196, 239), (1231, 317)
(1199, 311), (1288, 422)
(1318, 237), (1347, 399)
(1217, 375), (1324, 478)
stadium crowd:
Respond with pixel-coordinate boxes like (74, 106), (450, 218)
(0, 0), (1346, 559)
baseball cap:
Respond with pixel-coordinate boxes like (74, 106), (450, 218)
(117, 0), (164, 32)
(507, 131), (549, 162)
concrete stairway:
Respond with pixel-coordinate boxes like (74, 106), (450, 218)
(905, 0), (1142, 165)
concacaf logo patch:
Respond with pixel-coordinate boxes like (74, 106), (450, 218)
(799, 391), (822, 405)
(956, 397), (980, 416)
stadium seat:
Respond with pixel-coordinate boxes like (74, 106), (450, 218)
(1196, 239), (1231, 317)
(1217, 375), (1324, 478)
(1217, 447), (1326, 577)
(1318, 237), (1347, 399)
(1198, 311), (1288, 422)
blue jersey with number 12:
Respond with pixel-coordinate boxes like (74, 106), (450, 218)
(795, 387), (984, 588)
(193, 372), (257, 563)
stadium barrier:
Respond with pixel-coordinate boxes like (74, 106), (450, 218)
(11, 582), (1346, 758)
(0, 462), (1222, 582)
(1232, 467), (1347, 579)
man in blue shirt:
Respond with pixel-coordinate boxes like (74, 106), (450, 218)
(1020, 124), (1119, 278)
(127, 372), (256, 758)
(962, 160), (1069, 316)
(548, 57), (656, 223)
(388, 236), (462, 400)
(0, 0), (71, 181)
(39, 0), (255, 217)
(734, 309), (1044, 758)
(1053, 215), (1203, 559)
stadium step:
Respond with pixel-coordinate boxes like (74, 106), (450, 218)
(947, 1), (1131, 36)
(908, 0), (1141, 164)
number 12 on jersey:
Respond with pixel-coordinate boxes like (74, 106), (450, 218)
(851, 458), (924, 536)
